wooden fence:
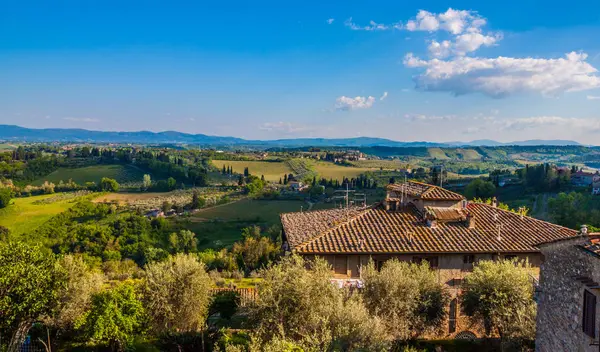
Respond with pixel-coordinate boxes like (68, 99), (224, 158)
(211, 288), (257, 307)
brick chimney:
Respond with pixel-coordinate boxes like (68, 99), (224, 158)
(491, 197), (498, 208)
(467, 213), (476, 229)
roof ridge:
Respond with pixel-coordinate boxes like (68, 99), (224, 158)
(279, 206), (360, 217)
(471, 202), (578, 233)
(294, 205), (375, 252)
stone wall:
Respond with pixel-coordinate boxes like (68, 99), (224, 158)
(536, 237), (600, 352)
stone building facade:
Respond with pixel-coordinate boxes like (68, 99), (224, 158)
(536, 232), (600, 352)
(281, 181), (577, 338)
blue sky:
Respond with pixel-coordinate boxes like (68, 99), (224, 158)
(3, 1), (600, 143)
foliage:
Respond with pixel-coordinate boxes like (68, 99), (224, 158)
(232, 226), (279, 272)
(249, 255), (390, 351)
(464, 179), (496, 200)
(0, 187), (12, 208)
(244, 175), (266, 195)
(31, 200), (174, 265)
(361, 259), (450, 340)
(517, 163), (570, 192)
(461, 259), (536, 342)
(169, 229), (198, 254)
(143, 254), (212, 335)
(198, 248), (239, 272)
(99, 177), (120, 192)
(210, 290), (241, 320)
(142, 174), (152, 191)
(0, 242), (65, 352)
(77, 282), (146, 351)
(472, 198), (529, 216)
(46, 255), (105, 332)
(547, 191), (600, 229)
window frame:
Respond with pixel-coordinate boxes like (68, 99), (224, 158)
(583, 289), (597, 338)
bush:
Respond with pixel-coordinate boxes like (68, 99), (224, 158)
(98, 177), (120, 192)
(0, 187), (12, 209)
(210, 291), (241, 320)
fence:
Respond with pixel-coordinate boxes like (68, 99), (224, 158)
(211, 288), (257, 307)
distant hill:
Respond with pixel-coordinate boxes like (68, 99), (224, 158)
(449, 139), (582, 147)
(0, 125), (585, 147)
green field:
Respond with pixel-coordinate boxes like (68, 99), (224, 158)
(211, 160), (292, 182)
(311, 161), (375, 181)
(350, 160), (408, 170)
(179, 199), (308, 249)
(33, 164), (145, 186)
(0, 193), (90, 236)
(0, 143), (17, 151)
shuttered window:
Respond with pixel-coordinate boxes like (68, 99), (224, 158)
(583, 290), (597, 338)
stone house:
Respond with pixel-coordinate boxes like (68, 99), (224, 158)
(572, 170), (599, 187)
(535, 230), (600, 351)
(280, 181), (577, 338)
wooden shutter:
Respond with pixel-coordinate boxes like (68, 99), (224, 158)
(583, 290), (597, 338)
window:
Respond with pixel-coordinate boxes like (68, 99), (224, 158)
(413, 256), (439, 268)
(505, 255), (517, 261)
(463, 255), (475, 264)
(583, 290), (597, 338)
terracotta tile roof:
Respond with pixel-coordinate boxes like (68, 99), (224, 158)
(424, 206), (468, 222)
(582, 235), (600, 257)
(387, 181), (465, 201)
(280, 206), (369, 249)
(283, 202), (577, 254)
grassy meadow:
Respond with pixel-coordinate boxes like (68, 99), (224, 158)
(178, 198), (308, 249)
(310, 161), (376, 181)
(32, 164), (145, 186)
(211, 160), (292, 182)
(0, 193), (92, 236)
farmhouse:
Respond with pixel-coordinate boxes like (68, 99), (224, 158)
(572, 170), (599, 187)
(280, 180), (577, 337)
(535, 230), (600, 351)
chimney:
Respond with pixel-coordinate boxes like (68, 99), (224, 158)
(385, 192), (390, 211)
(581, 224), (588, 235)
(491, 197), (498, 208)
(467, 213), (476, 229)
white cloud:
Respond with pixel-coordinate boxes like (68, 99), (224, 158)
(587, 95), (600, 100)
(405, 8), (486, 35)
(428, 40), (452, 58)
(500, 116), (600, 131)
(335, 95), (376, 110)
(404, 52), (600, 97)
(438, 8), (473, 35)
(344, 8), (502, 58)
(344, 18), (391, 31)
(63, 117), (99, 123)
(463, 126), (484, 134)
(326, 18), (335, 25)
(405, 10), (439, 32)
(404, 113), (454, 121)
(380, 91), (388, 101)
(259, 121), (316, 134)
(454, 32), (501, 55)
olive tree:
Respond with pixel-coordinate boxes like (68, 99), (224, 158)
(0, 242), (65, 352)
(142, 254), (212, 334)
(77, 282), (146, 351)
(250, 255), (389, 351)
(361, 259), (450, 340)
(461, 259), (536, 342)
(46, 255), (105, 333)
